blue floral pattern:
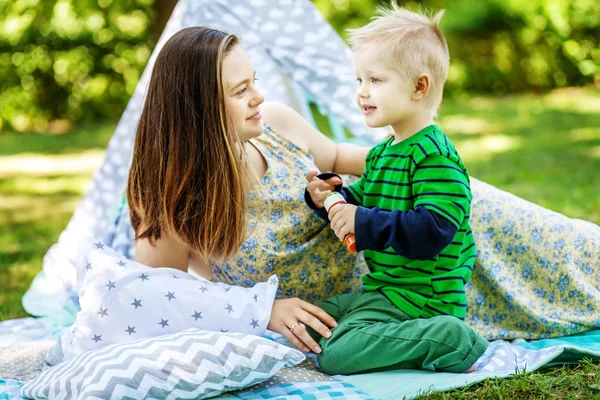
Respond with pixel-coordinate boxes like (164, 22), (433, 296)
(467, 178), (600, 339)
(211, 125), (367, 302)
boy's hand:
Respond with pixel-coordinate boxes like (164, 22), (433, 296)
(305, 171), (343, 208)
(329, 204), (357, 241)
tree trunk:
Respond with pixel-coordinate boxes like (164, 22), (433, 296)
(153, 0), (179, 42)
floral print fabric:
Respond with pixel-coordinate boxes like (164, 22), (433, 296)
(467, 178), (600, 339)
(213, 125), (600, 340)
(211, 125), (367, 302)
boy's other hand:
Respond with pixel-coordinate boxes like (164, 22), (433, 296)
(305, 170), (343, 208)
(329, 203), (357, 241)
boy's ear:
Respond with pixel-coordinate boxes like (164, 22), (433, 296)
(412, 73), (431, 101)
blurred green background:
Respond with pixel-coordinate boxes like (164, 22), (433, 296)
(1, 0), (598, 132)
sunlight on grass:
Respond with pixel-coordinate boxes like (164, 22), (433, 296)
(456, 135), (522, 162)
(587, 146), (600, 159)
(466, 96), (497, 112)
(0, 149), (105, 177)
(0, 175), (92, 196)
(570, 127), (600, 142)
(440, 115), (502, 135)
(0, 195), (81, 224)
(543, 87), (600, 114)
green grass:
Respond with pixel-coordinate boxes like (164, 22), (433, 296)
(0, 122), (114, 321)
(1, 88), (599, 398)
(419, 359), (600, 399)
(440, 87), (600, 224)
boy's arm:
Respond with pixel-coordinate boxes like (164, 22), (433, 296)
(354, 206), (457, 259)
(354, 155), (470, 259)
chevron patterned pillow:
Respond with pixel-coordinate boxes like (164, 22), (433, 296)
(20, 328), (305, 400)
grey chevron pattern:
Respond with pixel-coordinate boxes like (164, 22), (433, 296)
(20, 329), (304, 400)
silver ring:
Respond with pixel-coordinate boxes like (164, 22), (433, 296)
(289, 323), (300, 333)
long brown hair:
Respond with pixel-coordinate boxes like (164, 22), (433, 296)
(127, 27), (248, 261)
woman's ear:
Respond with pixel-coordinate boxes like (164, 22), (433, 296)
(412, 73), (431, 101)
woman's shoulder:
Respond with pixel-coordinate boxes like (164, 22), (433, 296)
(260, 101), (294, 128)
(135, 232), (189, 272)
(260, 102), (309, 151)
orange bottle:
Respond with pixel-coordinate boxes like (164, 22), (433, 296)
(323, 192), (356, 253)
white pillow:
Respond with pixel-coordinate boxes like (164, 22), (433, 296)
(46, 236), (279, 365)
(21, 328), (305, 400)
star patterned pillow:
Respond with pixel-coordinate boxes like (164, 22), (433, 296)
(45, 236), (279, 366)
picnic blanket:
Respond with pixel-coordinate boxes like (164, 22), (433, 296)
(2, 317), (600, 400)
(3, 166), (600, 399)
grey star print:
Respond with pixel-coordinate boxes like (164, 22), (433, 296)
(131, 298), (142, 309)
(192, 311), (203, 321)
(97, 307), (109, 318)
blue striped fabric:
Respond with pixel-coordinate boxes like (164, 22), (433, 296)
(230, 381), (372, 399)
(0, 379), (24, 400)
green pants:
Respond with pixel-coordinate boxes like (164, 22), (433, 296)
(308, 291), (489, 375)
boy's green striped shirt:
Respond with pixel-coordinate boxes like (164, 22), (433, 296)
(347, 124), (476, 319)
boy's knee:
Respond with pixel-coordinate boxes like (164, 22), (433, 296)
(317, 348), (346, 375)
(316, 334), (353, 375)
(429, 316), (480, 344)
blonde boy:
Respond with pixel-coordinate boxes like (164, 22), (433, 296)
(305, 5), (488, 375)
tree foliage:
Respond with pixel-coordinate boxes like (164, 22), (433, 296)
(314, 0), (600, 95)
(1, 0), (598, 132)
(0, 0), (155, 132)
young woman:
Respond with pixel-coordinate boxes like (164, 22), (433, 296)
(127, 27), (369, 354)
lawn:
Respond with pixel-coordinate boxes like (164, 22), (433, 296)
(1, 87), (599, 398)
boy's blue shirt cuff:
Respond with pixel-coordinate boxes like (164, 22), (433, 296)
(354, 205), (458, 259)
(304, 172), (352, 221)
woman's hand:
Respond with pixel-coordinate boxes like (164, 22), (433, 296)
(305, 170), (342, 208)
(267, 298), (337, 353)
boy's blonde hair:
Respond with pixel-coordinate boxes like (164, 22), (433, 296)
(348, 3), (450, 113)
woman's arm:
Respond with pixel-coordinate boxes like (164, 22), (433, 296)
(261, 102), (369, 176)
(134, 230), (335, 353)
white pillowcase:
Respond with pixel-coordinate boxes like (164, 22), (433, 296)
(46, 236), (279, 365)
(22, 328), (305, 400)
